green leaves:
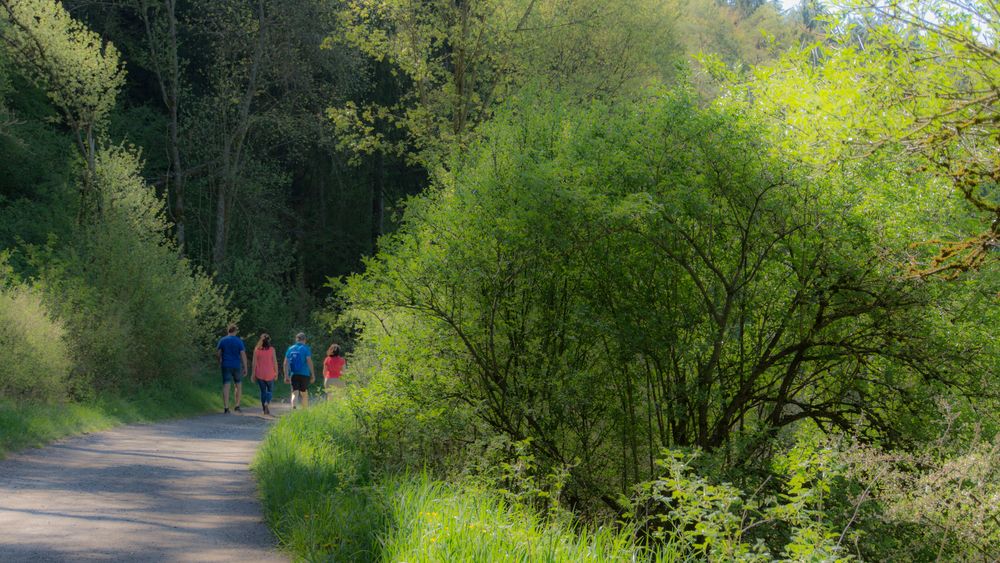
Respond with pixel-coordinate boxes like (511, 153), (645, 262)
(722, 0), (1000, 276)
(0, 281), (71, 401)
(632, 443), (853, 562)
(0, 0), (124, 134)
(330, 0), (680, 170)
(339, 90), (959, 520)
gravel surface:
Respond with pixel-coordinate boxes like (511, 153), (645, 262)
(0, 407), (288, 562)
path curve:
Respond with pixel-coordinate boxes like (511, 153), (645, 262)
(0, 408), (287, 562)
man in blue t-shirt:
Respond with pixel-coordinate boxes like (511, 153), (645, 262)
(216, 324), (248, 414)
(283, 332), (315, 409)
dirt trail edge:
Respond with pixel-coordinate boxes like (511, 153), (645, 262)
(0, 408), (288, 562)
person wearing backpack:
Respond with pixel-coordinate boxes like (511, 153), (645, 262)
(283, 332), (315, 409)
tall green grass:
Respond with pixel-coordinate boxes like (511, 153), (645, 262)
(0, 372), (222, 457)
(379, 477), (646, 562)
(253, 392), (382, 560)
(253, 396), (655, 562)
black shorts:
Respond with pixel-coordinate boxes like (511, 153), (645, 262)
(291, 374), (311, 392)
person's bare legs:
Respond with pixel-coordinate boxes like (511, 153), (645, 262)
(234, 383), (242, 409)
(222, 382), (231, 411)
(324, 379), (343, 402)
(290, 390), (298, 409)
(300, 391), (309, 408)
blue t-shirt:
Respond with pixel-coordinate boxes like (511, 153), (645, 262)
(217, 335), (245, 369)
(285, 343), (312, 376)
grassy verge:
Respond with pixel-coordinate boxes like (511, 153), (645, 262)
(378, 477), (645, 562)
(253, 395), (650, 562)
(0, 370), (223, 457)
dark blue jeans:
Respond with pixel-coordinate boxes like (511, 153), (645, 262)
(257, 379), (274, 405)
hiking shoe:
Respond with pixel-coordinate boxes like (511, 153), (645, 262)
(234, 406), (242, 413)
(263, 405), (270, 415)
(224, 408), (230, 414)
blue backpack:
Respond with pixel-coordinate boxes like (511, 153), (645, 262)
(287, 344), (308, 374)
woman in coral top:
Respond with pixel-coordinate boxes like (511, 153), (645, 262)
(251, 333), (279, 414)
(323, 343), (346, 390)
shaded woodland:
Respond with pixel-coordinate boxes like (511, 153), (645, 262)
(1, 0), (998, 560)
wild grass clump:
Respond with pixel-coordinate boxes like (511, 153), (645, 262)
(253, 397), (650, 562)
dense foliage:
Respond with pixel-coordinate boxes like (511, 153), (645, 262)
(2, 0), (997, 560)
(0, 0), (234, 401)
(0, 278), (70, 400)
(339, 91), (995, 558)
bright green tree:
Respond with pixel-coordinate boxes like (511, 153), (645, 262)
(342, 91), (970, 512)
(719, 0), (1000, 277)
(0, 0), (124, 219)
(329, 0), (680, 170)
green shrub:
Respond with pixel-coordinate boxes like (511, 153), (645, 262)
(32, 146), (235, 389)
(629, 435), (854, 562)
(345, 341), (477, 473)
(0, 282), (71, 401)
(340, 90), (958, 516)
(625, 429), (1000, 562)
(839, 432), (1000, 562)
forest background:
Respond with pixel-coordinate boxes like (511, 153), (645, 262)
(0, 0), (997, 560)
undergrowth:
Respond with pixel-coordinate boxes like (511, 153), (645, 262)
(252, 396), (649, 562)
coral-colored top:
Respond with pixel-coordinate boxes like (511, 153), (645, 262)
(323, 355), (345, 379)
(253, 347), (277, 381)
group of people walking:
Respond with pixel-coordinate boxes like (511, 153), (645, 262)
(215, 324), (345, 414)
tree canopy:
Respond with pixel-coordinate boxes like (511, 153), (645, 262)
(1, 0), (997, 560)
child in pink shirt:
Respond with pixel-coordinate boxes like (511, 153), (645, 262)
(323, 343), (346, 390)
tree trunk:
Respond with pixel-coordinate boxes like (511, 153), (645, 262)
(371, 153), (384, 252)
(136, 0), (186, 250)
(75, 125), (99, 223)
(166, 0), (185, 250)
(211, 0), (267, 273)
(212, 174), (228, 271)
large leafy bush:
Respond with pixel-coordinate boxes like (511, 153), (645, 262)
(342, 91), (964, 514)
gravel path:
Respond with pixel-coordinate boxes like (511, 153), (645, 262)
(0, 407), (288, 562)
